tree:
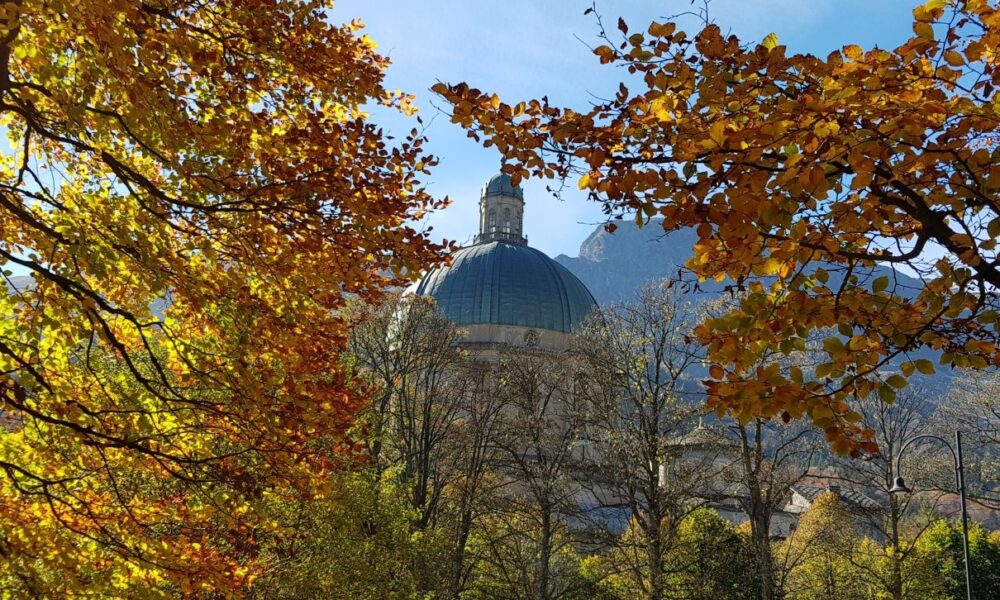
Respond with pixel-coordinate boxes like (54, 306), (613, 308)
(249, 469), (448, 600)
(832, 387), (945, 600)
(910, 518), (1000, 599)
(347, 294), (508, 597)
(938, 369), (1000, 509)
(476, 347), (589, 600)
(780, 492), (866, 600)
(664, 508), (759, 600)
(732, 416), (819, 600)
(0, 1), (446, 595)
(347, 294), (469, 529)
(574, 283), (721, 600)
(434, 0), (1000, 453)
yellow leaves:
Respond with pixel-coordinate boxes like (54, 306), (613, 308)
(885, 374), (909, 389)
(843, 44), (863, 60)
(756, 256), (787, 277)
(650, 94), (676, 122)
(578, 172), (597, 190)
(913, 0), (947, 24)
(914, 22), (935, 41)
(812, 120), (840, 137)
(822, 336), (845, 357)
(761, 32), (779, 51)
(900, 359), (936, 376)
(708, 121), (727, 147)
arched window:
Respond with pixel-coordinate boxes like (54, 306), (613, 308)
(488, 208), (496, 231)
(503, 208), (512, 232)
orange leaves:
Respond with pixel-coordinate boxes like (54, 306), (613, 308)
(436, 2), (1000, 455)
(0, 0), (449, 595)
(648, 21), (676, 38)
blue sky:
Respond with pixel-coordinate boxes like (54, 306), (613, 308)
(331, 0), (920, 259)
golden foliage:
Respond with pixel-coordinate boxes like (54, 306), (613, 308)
(0, 0), (447, 595)
(434, 0), (1000, 455)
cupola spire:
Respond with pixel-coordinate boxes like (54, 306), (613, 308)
(475, 172), (526, 245)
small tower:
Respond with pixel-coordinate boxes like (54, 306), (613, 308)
(475, 172), (526, 245)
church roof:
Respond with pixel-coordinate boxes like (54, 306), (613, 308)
(481, 172), (524, 200)
(412, 241), (596, 334)
(791, 485), (881, 512)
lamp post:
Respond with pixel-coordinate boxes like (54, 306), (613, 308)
(889, 431), (972, 600)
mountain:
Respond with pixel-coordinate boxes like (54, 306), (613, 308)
(555, 219), (951, 395)
(555, 219), (925, 304)
(555, 221), (704, 305)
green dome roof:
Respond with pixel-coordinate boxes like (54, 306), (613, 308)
(481, 172), (524, 200)
(413, 242), (596, 333)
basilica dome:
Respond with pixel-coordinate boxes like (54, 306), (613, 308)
(410, 173), (597, 350)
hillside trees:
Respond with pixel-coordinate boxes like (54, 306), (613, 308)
(0, 0), (446, 595)
(433, 0), (1000, 453)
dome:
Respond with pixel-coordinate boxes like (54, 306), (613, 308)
(412, 242), (596, 334)
(481, 172), (524, 200)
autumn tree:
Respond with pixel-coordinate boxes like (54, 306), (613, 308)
(434, 0), (1000, 453)
(573, 284), (722, 600)
(832, 387), (944, 600)
(248, 468), (449, 600)
(0, 1), (446, 595)
(596, 508), (758, 600)
(780, 492), (867, 600)
(347, 294), (508, 597)
(472, 347), (590, 600)
(347, 294), (469, 530)
(910, 518), (1000, 599)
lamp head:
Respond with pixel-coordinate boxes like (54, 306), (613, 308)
(889, 476), (912, 495)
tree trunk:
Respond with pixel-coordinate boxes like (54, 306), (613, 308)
(750, 502), (777, 600)
(538, 507), (552, 600)
(448, 507), (474, 599)
(647, 522), (663, 600)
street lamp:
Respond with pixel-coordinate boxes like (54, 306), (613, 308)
(890, 431), (972, 600)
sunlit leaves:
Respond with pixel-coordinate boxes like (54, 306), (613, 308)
(0, 0), (447, 595)
(434, 1), (1000, 455)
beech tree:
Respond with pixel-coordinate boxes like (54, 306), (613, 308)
(434, 0), (1000, 453)
(780, 492), (867, 600)
(0, 1), (445, 595)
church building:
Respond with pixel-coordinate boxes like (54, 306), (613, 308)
(410, 173), (597, 351)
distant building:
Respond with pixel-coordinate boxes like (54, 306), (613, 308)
(786, 484), (882, 540)
(409, 173), (597, 352)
